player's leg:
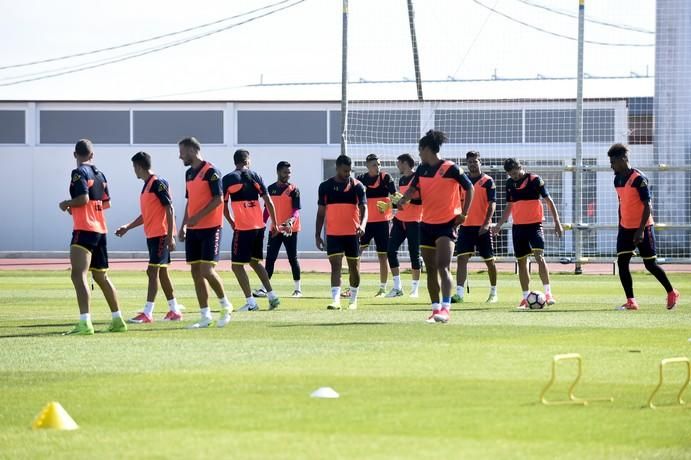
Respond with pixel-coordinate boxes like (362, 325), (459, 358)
(512, 225), (532, 309)
(90, 234), (126, 332)
(421, 246), (439, 322)
(66, 237), (95, 335)
(456, 254), (471, 302)
(435, 235), (455, 323)
(327, 236), (344, 310)
(527, 224), (553, 304)
(386, 219), (405, 297)
(615, 227), (638, 310)
(479, 229), (498, 303)
(639, 226), (679, 309)
(345, 236), (361, 309)
(248, 230), (280, 310)
(232, 229), (258, 312)
(407, 221), (422, 297)
(284, 232), (302, 296)
(374, 222), (390, 297)
(158, 267), (183, 320)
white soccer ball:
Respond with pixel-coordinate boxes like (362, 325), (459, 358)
(526, 291), (546, 310)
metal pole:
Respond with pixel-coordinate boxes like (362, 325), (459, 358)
(573, 0), (585, 275)
(407, 0), (424, 101)
(340, 0), (349, 156)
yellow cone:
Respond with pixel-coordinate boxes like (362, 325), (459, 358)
(32, 402), (79, 430)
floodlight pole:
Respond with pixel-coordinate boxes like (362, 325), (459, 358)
(340, 0), (349, 156)
(574, 0), (585, 274)
(407, 0), (424, 101)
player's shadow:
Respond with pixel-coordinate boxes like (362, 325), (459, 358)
(409, 307), (493, 312)
(16, 323), (75, 328)
(272, 322), (389, 328)
(0, 331), (65, 339)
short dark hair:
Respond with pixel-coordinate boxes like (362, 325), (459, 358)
(234, 149), (250, 166)
(365, 153), (379, 163)
(466, 150), (480, 160)
(276, 161), (291, 171)
(503, 158), (521, 172)
(74, 139), (93, 157)
(419, 129), (448, 154)
(336, 155), (352, 167)
(607, 143), (628, 159)
(178, 137), (201, 151)
(131, 151), (152, 170)
(397, 153), (415, 168)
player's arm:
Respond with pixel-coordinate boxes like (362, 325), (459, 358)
(455, 169), (474, 225)
(115, 214), (144, 237)
(165, 205), (177, 250)
(492, 202), (513, 236)
(634, 176), (652, 244)
(356, 184), (368, 236)
(179, 203), (189, 242)
(261, 193), (279, 234)
(397, 175), (419, 210)
(59, 194), (88, 211)
(315, 204), (326, 251)
(544, 196), (563, 237)
(479, 182), (497, 235)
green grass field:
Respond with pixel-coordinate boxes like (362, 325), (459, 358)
(0, 269), (689, 459)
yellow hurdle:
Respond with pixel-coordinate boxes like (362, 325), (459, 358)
(647, 357), (690, 409)
(540, 353), (614, 406)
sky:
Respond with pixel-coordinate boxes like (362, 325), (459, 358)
(0, 0), (656, 100)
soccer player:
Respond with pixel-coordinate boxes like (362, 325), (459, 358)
(315, 154), (368, 310)
(178, 137), (233, 328)
(452, 151), (498, 304)
(115, 151), (183, 323)
(222, 149), (281, 311)
(357, 154), (396, 297)
(384, 153), (421, 298)
(608, 143), (680, 310)
(492, 158), (563, 309)
(398, 130), (474, 323)
(252, 161), (303, 298)
(58, 139), (127, 335)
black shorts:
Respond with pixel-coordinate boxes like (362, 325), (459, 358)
(455, 226), (495, 260)
(327, 235), (360, 259)
(360, 221), (390, 253)
(617, 225), (657, 259)
(185, 227), (221, 264)
(232, 228), (264, 264)
(71, 230), (109, 271)
(512, 223), (545, 259)
(420, 219), (458, 249)
(147, 236), (171, 267)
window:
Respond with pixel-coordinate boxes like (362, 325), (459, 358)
(238, 110), (326, 144)
(40, 111), (130, 144)
(134, 110), (223, 144)
(0, 111), (25, 143)
(331, 110), (421, 144)
(435, 110), (522, 144)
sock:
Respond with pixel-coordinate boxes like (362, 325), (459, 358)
(111, 311), (122, 319)
(267, 290), (278, 301)
(489, 286), (497, 295)
(200, 307), (211, 319)
(79, 313), (91, 322)
(442, 296), (451, 305)
(627, 297), (637, 303)
(393, 275), (401, 290)
(167, 298), (179, 312)
(331, 286), (341, 302)
(543, 284), (551, 295)
(294, 280), (301, 291)
(349, 286), (359, 303)
(411, 280), (420, 291)
(219, 297), (231, 309)
(379, 282), (386, 290)
(456, 285), (465, 298)
(523, 291), (529, 299)
(246, 296), (257, 306)
(143, 301), (155, 316)
(431, 302), (441, 312)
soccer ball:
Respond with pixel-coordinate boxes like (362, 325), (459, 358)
(526, 291), (546, 310)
